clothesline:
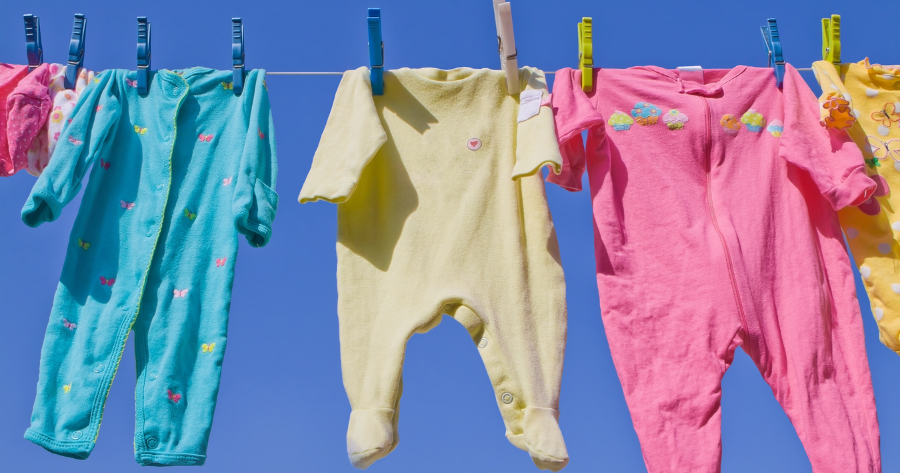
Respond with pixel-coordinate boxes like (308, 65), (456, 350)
(267, 68), (815, 75)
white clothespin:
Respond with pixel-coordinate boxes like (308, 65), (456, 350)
(493, 0), (519, 95)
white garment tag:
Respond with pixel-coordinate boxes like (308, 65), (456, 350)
(518, 89), (543, 123)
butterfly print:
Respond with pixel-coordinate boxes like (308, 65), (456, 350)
(198, 134), (214, 142)
(63, 384), (72, 394)
(167, 389), (182, 404)
(222, 177), (232, 186)
(134, 125), (148, 135)
(183, 209), (197, 221)
(77, 238), (90, 250)
(99, 276), (116, 286)
(68, 136), (83, 146)
(62, 318), (77, 330)
(173, 289), (189, 298)
(258, 128), (265, 140)
(867, 136), (900, 171)
(871, 103), (900, 128)
(99, 158), (111, 170)
(201, 343), (216, 353)
(126, 78), (138, 88)
(53, 131), (60, 141)
(120, 200), (135, 210)
(216, 257), (227, 267)
(222, 82), (233, 90)
(95, 105), (103, 112)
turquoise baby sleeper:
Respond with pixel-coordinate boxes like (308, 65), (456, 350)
(21, 68), (278, 466)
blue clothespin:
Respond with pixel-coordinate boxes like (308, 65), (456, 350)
(367, 8), (384, 95)
(137, 17), (151, 95)
(65, 14), (87, 89)
(232, 18), (245, 95)
(760, 18), (785, 88)
(23, 14), (43, 72)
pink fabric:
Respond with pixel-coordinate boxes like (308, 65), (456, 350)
(0, 63), (30, 176)
(549, 65), (881, 472)
(5, 63), (51, 176)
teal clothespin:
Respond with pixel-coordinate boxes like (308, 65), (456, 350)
(232, 18), (245, 95)
(137, 17), (151, 95)
(65, 14), (87, 89)
(368, 8), (384, 95)
(23, 14), (43, 72)
(760, 18), (785, 89)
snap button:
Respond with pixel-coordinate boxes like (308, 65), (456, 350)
(146, 437), (158, 449)
(93, 363), (104, 373)
(478, 338), (488, 348)
(71, 430), (83, 440)
(148, 372), (157, 381)
(501, 392), (513, 404)
(442, 304), (453, 312)
(156, 184), (164, 190)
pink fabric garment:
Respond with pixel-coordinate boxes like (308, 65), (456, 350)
(0, 63), (30, 176)
(4, 63), (51, 176)
(549, 65), (881, 473)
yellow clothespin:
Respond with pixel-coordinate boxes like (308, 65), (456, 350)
(822, 14), (841, 65)
(578, 17), (593, 92)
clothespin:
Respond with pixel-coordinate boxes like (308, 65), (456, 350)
(578, 17), (593, 92)
(232, 18), (245, 95)
(137, 17), (151, 95)
(822, 14), (841, 65)
(23, 14), (42, 72)
(367, 8), (384, 96)
(493, 0), (518, 95)
(65, 14), (87, 89)
(760, 18), (785, 89)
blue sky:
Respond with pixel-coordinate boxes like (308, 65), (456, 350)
(1, 1), (898, 472)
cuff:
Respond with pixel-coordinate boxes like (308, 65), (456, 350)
(24, 428), (94, 460)
(826, 166), (877, 210)
(235, 179), (278, 248)
(135, 451), (207, 466)
(22, 189), (63, 227)
(546, 164), (584, 192)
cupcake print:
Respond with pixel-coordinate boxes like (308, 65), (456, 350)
(720, 115), (741, 135)
(631, 102), (662, 126)
(766, 119), (784, 137)
(663, 109), (689, 130)
(741, 109), (766, 132)
(609, 111), (634, 131)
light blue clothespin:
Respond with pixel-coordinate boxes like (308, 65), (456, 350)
(367, 8), (384, 95)
(760, 18), (784, 89)
(65, 14), (87, 89)
(23, 14), (43, 72)
(137, 17), (151, 95)
(232, 18), (245, 95)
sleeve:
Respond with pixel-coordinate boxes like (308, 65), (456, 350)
(297, 67), (387, 204)
(3, 63), (51, 177)
(21, 70), (121, 227)
(233, 70), (279, 248)
(544, 68), (606, 192)
(779, 64), (875, 211)
(511, 68), (563, 180)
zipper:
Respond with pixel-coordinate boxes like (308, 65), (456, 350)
(702, 98), (750, 338)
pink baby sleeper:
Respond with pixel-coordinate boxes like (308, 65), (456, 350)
(0, 63), (30, 177)
(548, 65), (881, 472)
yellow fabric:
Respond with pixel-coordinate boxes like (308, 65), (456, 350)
(299, 67), (569, 471)
(814, 59), (900, 353)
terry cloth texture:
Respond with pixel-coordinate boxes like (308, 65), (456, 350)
(21, 68), (278, 466)
(299, 66), (569, 471)
(0, 63), (30, 176)
(6, 63), (96, 176)
(548, 65), (881, 473)
(813, 58), (900, 355)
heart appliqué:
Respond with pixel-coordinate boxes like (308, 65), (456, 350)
(467, 138), (482, 151)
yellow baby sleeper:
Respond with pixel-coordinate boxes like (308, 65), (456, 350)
(299, 67), (569, 471)
(814, 59), (900, 353)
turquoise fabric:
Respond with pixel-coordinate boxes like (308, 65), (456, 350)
(20, 68), (278, 466)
